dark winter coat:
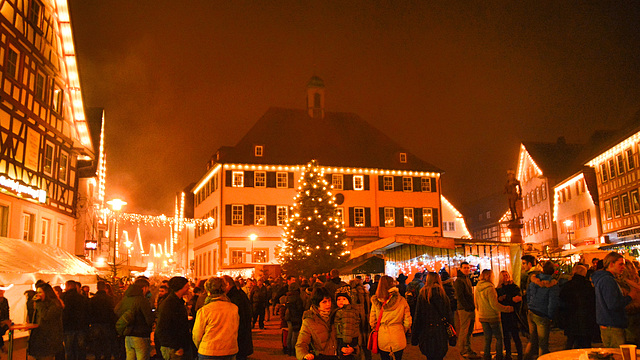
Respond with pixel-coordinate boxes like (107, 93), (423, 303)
(286, 289), (305, 330)
(324, 277), (347, 299)
(454, 270), (475, 312)
(88, 290), (116, 325)
(114, 284), (155, 338)
(28, 299), (64, 357)
(155, 292), (191, 351)
(497, 282), (522, 331)
(559, 273), (596, 337)
(61, 289), (89, 332)
(227, 285), (254, 358)
(250, 285), (268, 310)
(411, 290), (451, 360)
(592, 269), (632, 328)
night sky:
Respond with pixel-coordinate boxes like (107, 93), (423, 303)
(69, 1), (640, 219)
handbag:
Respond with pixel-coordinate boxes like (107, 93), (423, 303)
(367, 299), (388, 354)
(444, 319), (457, 346)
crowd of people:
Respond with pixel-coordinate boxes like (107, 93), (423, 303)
(4, 250), (640, 360)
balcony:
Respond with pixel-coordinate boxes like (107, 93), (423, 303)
(346, 226), (379, 237)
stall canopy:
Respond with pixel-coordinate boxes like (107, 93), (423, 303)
(350, 235), (455, 259)
(338, 256), (385, 275)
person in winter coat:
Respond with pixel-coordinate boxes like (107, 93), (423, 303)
(250, 279), (269, 329)
(222, 276), (253, 360)
(405, 273), (423, 318)
(454, 262), (477, 358)
(286, 282), (305, 356)
(193, 277), (239, 360)
(369, 275), (411, 360)
(334, 286), (362, 360)
(619, 261), (640, 346)
(29, 282), (64, 360)
(558, 264), (595, 349)
(0, 285), (10, 354)
(524, 261), (559, 360)
(296, 287), (340, 360)
(593, 251), (633, 348)
(114, 278), (155, 360)
(88, 281), (116, 360)
(61, 280), (90, 360)
(475, 270), (513, 360)
(325, 269), (348, 300)
(496, 271), (523, 360)
(411, 272), (452, 360)
(155, 277), (192, 360)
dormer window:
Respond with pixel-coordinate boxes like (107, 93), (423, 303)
(400, 153), (407, 163)
(254, 145), (263, 157)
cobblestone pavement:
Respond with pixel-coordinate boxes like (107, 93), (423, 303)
(2, 317), (602, 360)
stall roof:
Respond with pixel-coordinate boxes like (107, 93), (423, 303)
(350, 235), (455, 259)
(0, 237), (97, 275)
(338, 256), (384, 275)
(600, 240), (640, 250)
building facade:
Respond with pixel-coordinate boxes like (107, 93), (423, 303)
(0, 0), (94, 254)
(191, 77), (453, 279)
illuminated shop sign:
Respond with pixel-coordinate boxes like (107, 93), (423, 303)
(0, 175), (47, 203)
(618, 227), (640, 238)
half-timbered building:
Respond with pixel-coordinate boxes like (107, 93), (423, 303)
(0, 0), (94, 254)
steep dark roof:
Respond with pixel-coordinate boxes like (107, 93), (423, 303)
(523, 138), (584, 180)
(216, 107), (443, 173)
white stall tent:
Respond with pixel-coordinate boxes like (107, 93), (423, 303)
(0, 237), (98, 338)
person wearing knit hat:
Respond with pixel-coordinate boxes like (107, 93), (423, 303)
(334, 285), (361, 360)
(193, 278), (239, 359)
(155, 276), (191, 360)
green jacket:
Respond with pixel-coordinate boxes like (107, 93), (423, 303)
(296, 306), (338, 360)
(334, 304), (361, 344)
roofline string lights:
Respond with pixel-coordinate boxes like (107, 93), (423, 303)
(517, 145), (544, 181)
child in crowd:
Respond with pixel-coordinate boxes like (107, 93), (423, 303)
(334, 286), (362, 360)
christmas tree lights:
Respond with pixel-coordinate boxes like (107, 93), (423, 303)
(277, 160), (348, 276)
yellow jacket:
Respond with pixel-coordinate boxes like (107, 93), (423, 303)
(192, 297), (239, 356)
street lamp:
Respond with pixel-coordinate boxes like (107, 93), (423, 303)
(248, 233), (257, 263)
(564, 219), (574, 247)
(107, 198), (127, 282)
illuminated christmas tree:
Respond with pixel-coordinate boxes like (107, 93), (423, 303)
(277, 160), (348, 276)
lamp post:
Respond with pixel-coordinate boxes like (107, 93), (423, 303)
(107, 198), (127, 283)
(249, 233), (257, 263)
(564, 219), (574, 248)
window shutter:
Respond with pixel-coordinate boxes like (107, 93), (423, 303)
(348, 207), (355, 227)
(225, 170), (232, 187)
(431, 178), (437, 192)
(267, 172), (276, 188)
(267, 205), (276, 226)
(326, 174), (332, 184)
(245, 171), (254, 187)
(379, 207), (385, 226)
(394, 176), (403, 191)
(415, 208), (423, 227)
(364, 175), (370, 190)
(378, 176), (384, 191)
(244, 205), (254, 225)
(288, 172), (294, 188)
(433, 208), (439, 227)
(225, 204), (232, 225)
(413, 177), (421, 192)
(344, 175), (354, 190)
(365, 207), (371, 227)
(395, 208), (404, 227)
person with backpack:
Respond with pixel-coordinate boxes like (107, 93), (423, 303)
(405, 273), (424, 318)
(115, 278), (155, 360)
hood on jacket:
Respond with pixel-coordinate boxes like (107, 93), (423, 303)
(124, 284), (144, 297)
(591, 269), (613, 285)
(371, 287), (402, 310)
(475, 280), (494, 293)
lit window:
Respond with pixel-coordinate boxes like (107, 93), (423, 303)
(421, 177), (431, 192)
(55, 222), (65, 247)
(52, 85), (63, 114)
(232, 205), (243, 225)
(41, 218), (50, 244)
(231, 249), (244, 264)
(354, 207), (365, 227)
(35, 72), (45, 101)
(541, 183), (547, 200)
(0, 205), (8, 237)
(43, 142), (54, 176)
(383, 176), (393, 191)
(332, 174), (343, 190)
(402, 177), (412, 192)
(609, 159), (617, 179)
(423, 208), (433, 227)
(232, 171), (244, 187)
(277, 206), (288, 226)
(335, 207), (344, 224)
(254, 145), (263, 157)
(617, 154), (626, 175)
(253, 249), (268, 263)
(403, 208), (414, 227)
(600, 163), (608, 183)
(255, 205), (266, 226)
(353, 175), (364, 190)
(399, 153), (407, 163)
(255, 171), (266, 188)
(632, 190), (640, 213)
(28, 0), (43, 29)
(22, 213), (35, 241)
(612, 197), (621, 218)
(6, 47), (18, 79)
(384, 207), (395, 227)
(627, 148), (636, 170)
(59, 151), (68, 183)
(604, 199), (612, 220)
(622, 194), (631, 216)
(448, 221), (456, 231)
(276, 172), (288, 188)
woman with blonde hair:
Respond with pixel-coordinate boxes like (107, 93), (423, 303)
(475, 269), (513, 360)
(411, 272), (452, 360)
(369, 275), (411, 360)
(496, 271), (523, 360)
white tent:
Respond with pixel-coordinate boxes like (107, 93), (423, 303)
(0, 237), (98, 338)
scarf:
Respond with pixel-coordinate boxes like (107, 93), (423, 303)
(204, 293), (230, 305)
(315, 305), (331, 323)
